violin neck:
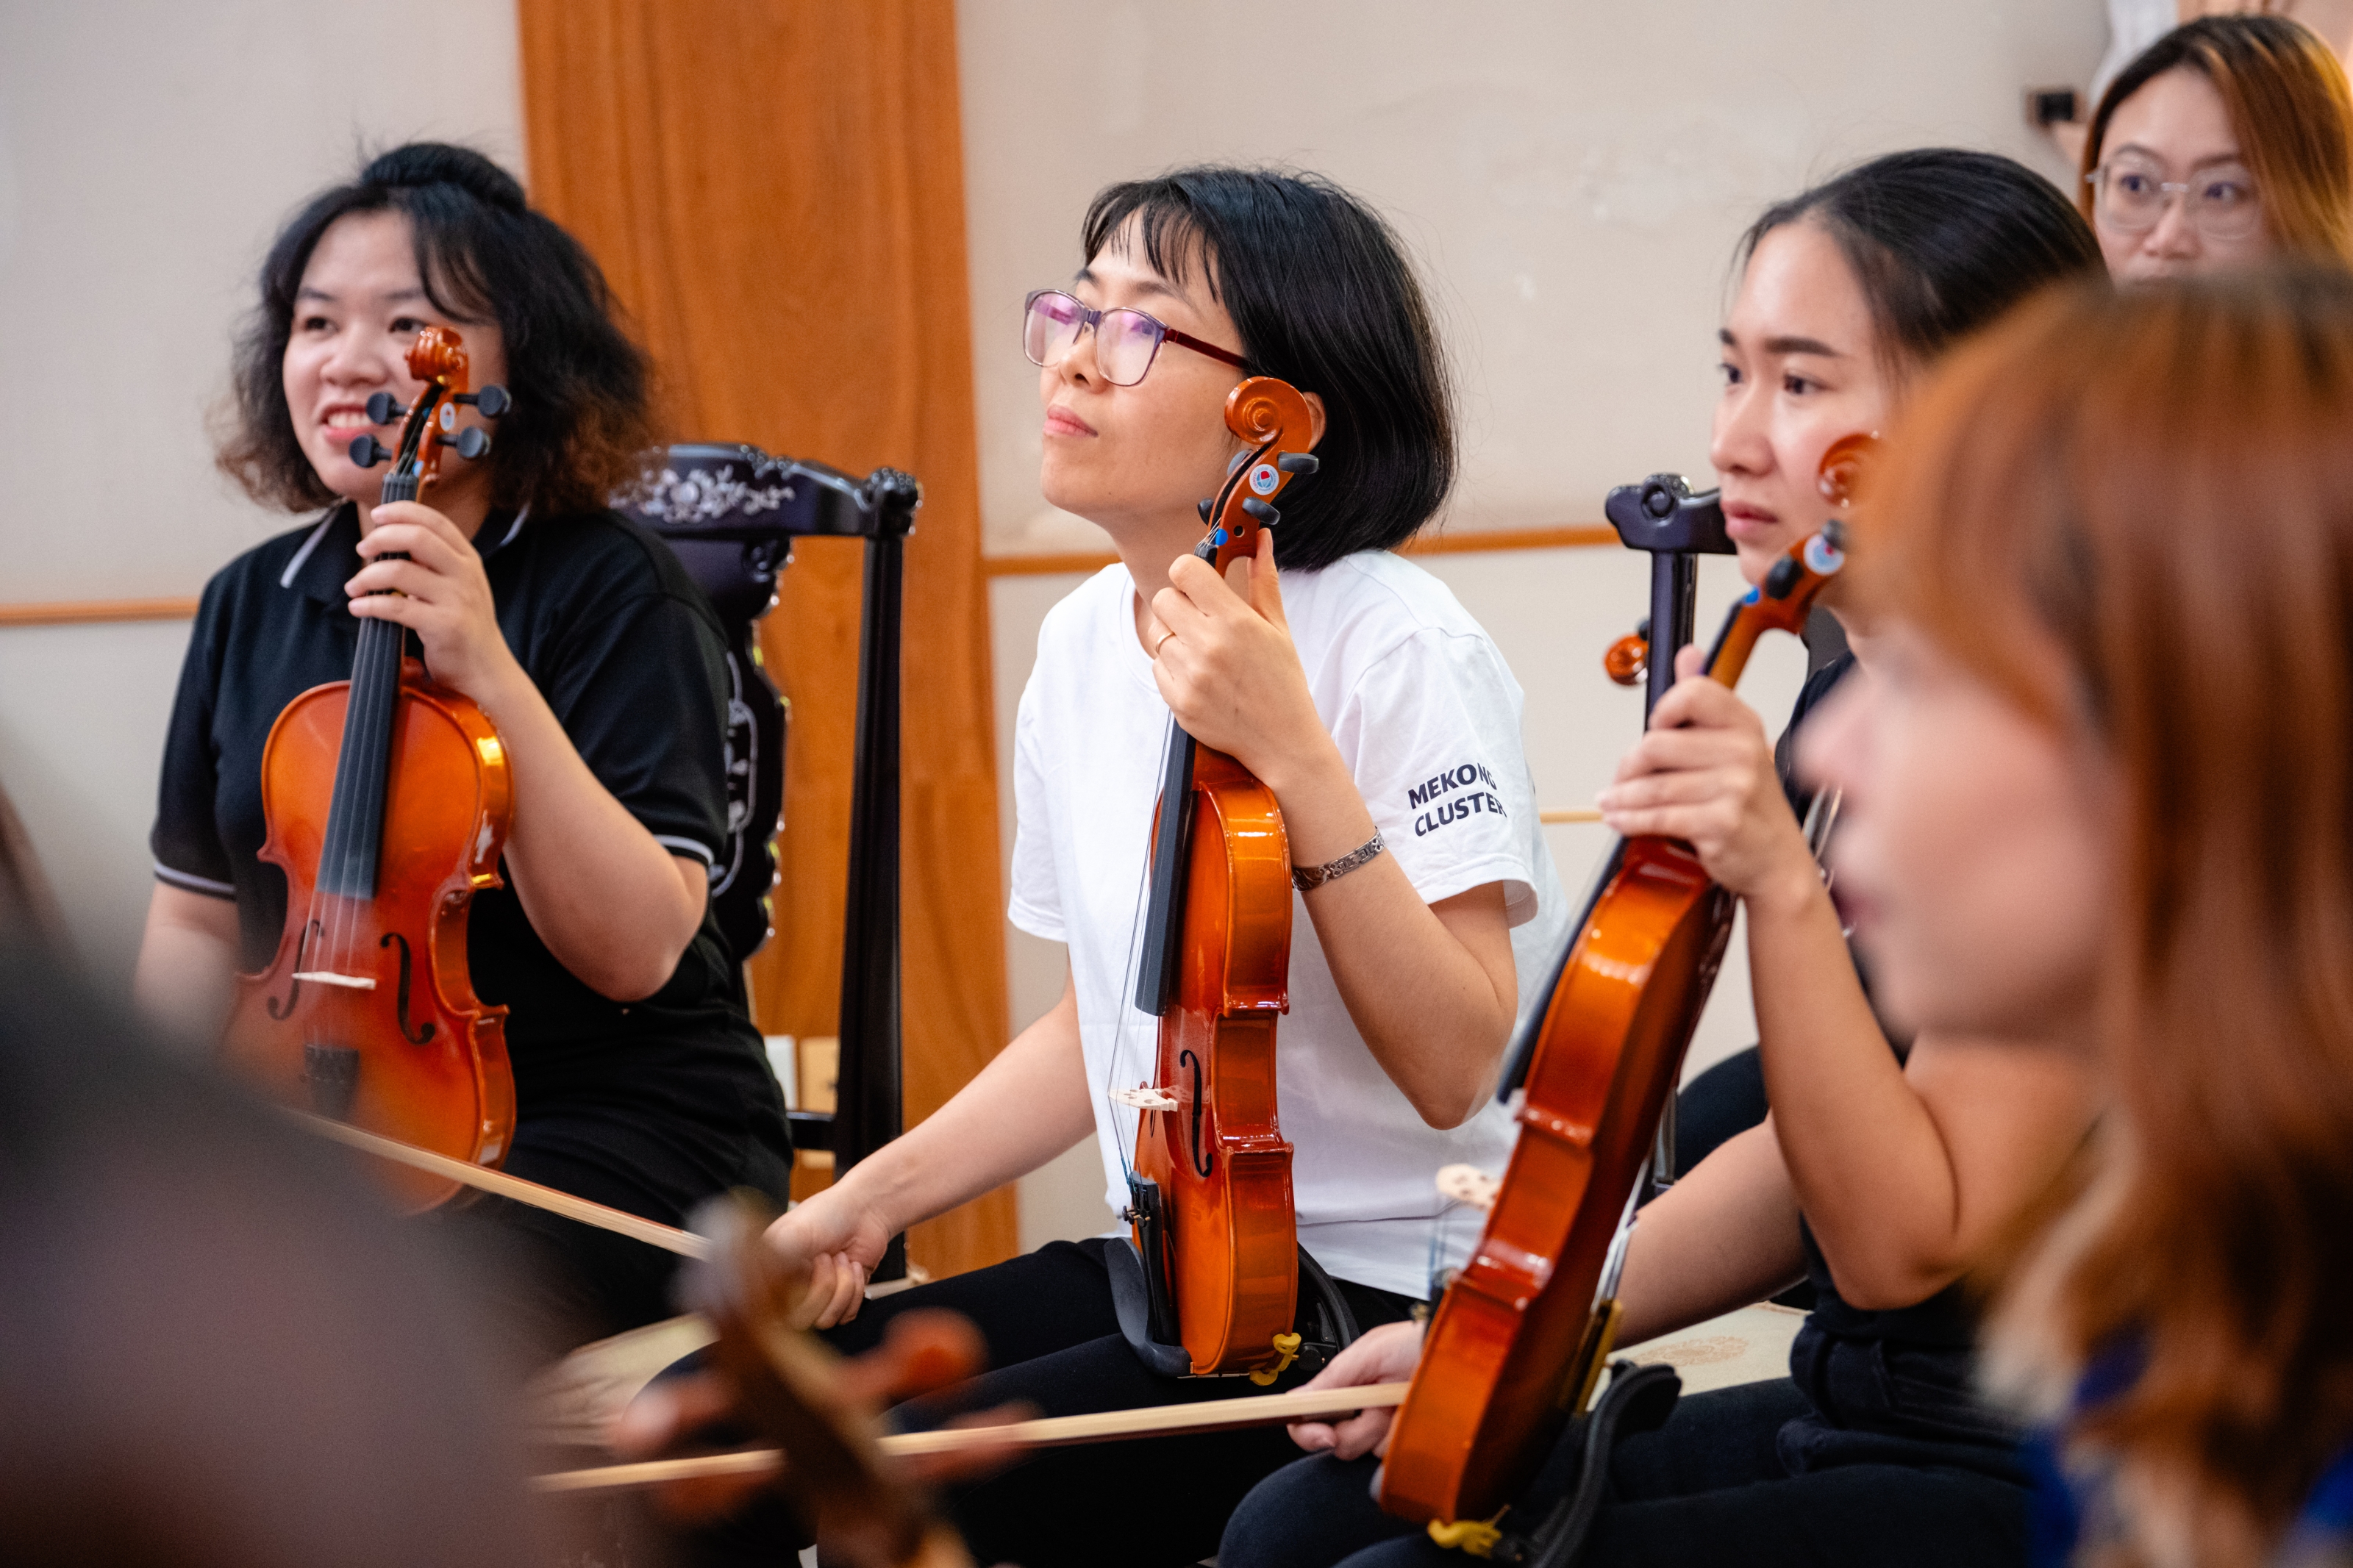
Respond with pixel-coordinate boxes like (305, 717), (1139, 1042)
(1699, 594), (1758, 690)
(312, 472), (424, 901)
(316, 610), (406, 901)
(1132, 715), (1198, 1017)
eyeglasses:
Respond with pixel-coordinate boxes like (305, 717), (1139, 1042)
(1022, 288), (1252, 387)
(2086, 160), (2262, 240)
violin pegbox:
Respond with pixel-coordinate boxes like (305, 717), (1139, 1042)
(1193, 376), (1321, 572)
(347, 325), (511, 473)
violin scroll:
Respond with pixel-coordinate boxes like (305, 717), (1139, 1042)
(1816, 431), (1876, 512)
(1603, 628), (1649, 687)
(1194, 376), (1320, 574)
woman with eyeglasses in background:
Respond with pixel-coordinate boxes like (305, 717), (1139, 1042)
(2079, 13), (2353, 281)
(640, 165), (1570, 1568)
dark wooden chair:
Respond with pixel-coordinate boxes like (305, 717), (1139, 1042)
(616, 447), (915, 1266)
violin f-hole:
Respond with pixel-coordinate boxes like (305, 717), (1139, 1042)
(381, 931), (437, 1045)
(1180, 1048), (1212, 1179)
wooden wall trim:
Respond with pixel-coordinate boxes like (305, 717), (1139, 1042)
(0, 597), (200, 628)
(0, 524), (1624, 620)
(979, 523), (1618, 578)
(0, 526), (1618, 625)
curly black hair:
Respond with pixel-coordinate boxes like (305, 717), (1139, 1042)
(217, 142), (656, 518)
(1079, 167), (1456, 572)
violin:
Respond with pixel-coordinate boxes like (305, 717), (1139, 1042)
(1377, 435), (1868, 1531)
(221, 326), (515, 1213)
(1111, 377), (1321, 1380)
(681, 1194), (976, 1568)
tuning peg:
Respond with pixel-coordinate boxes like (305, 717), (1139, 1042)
(365, 391), (406, 425)
(1276, 452), (1319, 475)
(349, 433), (391, 468)
(1241, 498), (1279, 525)
(450, 426), (491, 462)
(1197, 498), (1215, 523)
(457, 384), (510, 418)
(1764, 554), (1802, 599)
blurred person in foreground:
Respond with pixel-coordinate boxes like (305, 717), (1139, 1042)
(1805, 265), (2353, 1565)
(0, 939), (546, 1567)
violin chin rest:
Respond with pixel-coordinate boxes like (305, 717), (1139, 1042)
(1106, 1239), (1193, 1379)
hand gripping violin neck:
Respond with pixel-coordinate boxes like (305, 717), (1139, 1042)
(221, 326), (515, 1212)
(1104, 377), (1338, 1383)
(1376, 435), (1868, 1542)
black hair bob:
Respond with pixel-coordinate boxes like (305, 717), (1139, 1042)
(1081, 167), (1455, 572)
(218, 142), (656, 518)
(1739, 148), (2104, 370)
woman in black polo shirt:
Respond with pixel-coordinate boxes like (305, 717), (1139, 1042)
(133, 142), (791, 1349)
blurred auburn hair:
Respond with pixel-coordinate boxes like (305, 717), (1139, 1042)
(1862, 265), (2353, 1567)
(2081, 14), (2353, 263)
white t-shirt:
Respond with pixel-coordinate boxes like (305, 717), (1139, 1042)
(1008, 551), (1571, 1299)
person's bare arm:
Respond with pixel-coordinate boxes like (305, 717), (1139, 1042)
(1149, 537), (1519, 1128)
(1746, 951), (2098, 1310)
(1605, 648), (2099, 1311)
(1613, 1120), (1807, 1345)
(1287, 1119), (1808, 1461)
(763, 969), (1098, 1325)
(132, 884), (243, 1047)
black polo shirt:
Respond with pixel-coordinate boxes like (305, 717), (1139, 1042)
(153, 503), (788, 1164)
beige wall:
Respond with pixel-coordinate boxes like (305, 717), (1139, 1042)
(959, 0), (2104, 558)
(0, 1), (522, 977)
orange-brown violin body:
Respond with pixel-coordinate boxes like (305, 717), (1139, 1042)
(1379, 437), (1865, 1525)
(224, 665), (514, 1211)
(1126, 376), (1320, 1378)
(1378, 835), (1728, 1521)
(221, 325), (515, 1214)
(1133, 745), (1296, 1375)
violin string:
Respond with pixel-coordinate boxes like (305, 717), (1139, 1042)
(318, 391), (428, 1024)
(1108, 712), (1178, 1186)
(1106, 436), (1285, 1188)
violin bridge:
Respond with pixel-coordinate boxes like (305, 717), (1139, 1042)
(1113, 1086), (1179, 1111)
(1435, 1163), (1501, 1212)
(291, 970), (378, 991)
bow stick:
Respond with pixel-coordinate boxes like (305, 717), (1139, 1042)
(532, 1381), (1413, 1494)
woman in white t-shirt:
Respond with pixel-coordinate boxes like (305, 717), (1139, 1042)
(721, 166), (1568, 1568)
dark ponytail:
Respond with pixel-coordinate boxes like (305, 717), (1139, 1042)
(1739, 148), (2104, 372)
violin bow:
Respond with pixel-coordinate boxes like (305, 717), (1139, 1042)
(532, 1380), (1414, 1494)
(288, 1111), (710, 1259)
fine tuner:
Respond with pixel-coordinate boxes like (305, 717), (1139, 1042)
(348, 382), (511, 470)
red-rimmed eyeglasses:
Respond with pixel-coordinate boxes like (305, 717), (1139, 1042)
(1023, 288), (1253, 387)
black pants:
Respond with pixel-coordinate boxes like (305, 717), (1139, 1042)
(427, 1103), (794, 1363)
(696, 1236), (1417, 1568)
(1219, 1378), (2027, 1568)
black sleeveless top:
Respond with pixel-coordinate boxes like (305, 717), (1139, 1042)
(1771, 654), (2027, 1482)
